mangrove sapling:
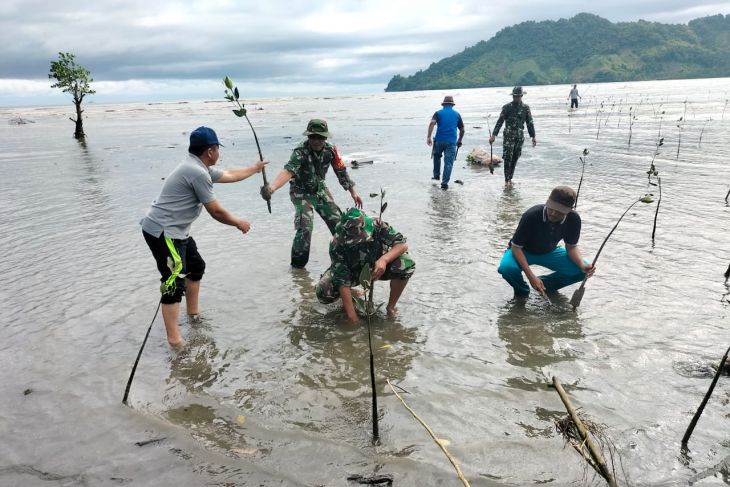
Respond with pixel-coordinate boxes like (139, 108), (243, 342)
(722, 99), (728, 120)
(698, 118), (711, 147)
(595, 103), (604, 140)
(681, 345), (730, 450)
(646, 137), (664, 242)
(574, 148), (589, 209)
(223, 76), (271, 213)
(569, 196), (649, 308)
(487, 114), (494, 174)
(675, 116), (684, 160)
(627, 107), (637, 147)
(676, 99), (688, 160)
(352, 189), (389, 443)
(387, 380), (471, 487)
(657, 110), (665, 137)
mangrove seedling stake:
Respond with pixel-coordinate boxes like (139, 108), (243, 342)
(223, 76), (271, 213)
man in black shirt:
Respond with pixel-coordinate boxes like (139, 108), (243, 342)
(498, 186), (594, 297)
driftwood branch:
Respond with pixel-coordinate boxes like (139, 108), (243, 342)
(552, 377), (617, 487)
(387, 379), (471, 487)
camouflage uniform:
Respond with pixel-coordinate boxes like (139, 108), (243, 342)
(285, 140), (355, 267)
(492, 97), (535, 183)
(316, 209), (416, 304)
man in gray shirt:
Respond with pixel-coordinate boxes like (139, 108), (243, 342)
(141, 126), (267, 347)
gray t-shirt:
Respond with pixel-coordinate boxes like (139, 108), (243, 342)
(569, 88), (579, 99)
(141, 154), (223, 239)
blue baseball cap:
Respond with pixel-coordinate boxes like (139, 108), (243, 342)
(190, 126), (224, 147)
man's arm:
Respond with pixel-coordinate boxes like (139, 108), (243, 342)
(457, 115), (465, 147)
(566, 245), (595, 276)
(526, 106), (536, 146)
(372, 242), (408, 280)
(203, 199), (251, 234)
(217, 160), (268, 183)
(511, 245), (545, 293)
(339, 286), (360, 325)
(427, 117), (437, 146)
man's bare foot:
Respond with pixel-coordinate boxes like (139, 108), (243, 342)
(386, 306), (397, 318)
(168, 337), (185, 348)
(187, 314), (201, 324)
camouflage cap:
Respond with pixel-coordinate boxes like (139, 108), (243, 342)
(511, 86), (526, 96)
(303, 119), (331, 138)
(336, 207), (374, 245)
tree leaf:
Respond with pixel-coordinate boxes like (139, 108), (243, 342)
(234, 87), (239, 100)
(359, 265), (372, 289)
(380, 202), (388, 214)
(369, 193), (379, 198)
(224, 76), (234, 90)
(232, 108), (247, 117)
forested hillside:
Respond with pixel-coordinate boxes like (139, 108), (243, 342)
(385, 14), (730, 91)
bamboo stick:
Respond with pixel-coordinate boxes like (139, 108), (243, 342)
(387, 380), (471, 487)
(552, 377), (617, 487)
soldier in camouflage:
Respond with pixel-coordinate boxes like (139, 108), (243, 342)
(489, 86), (537, 187)
(261, 119), (363, 267)
(316, 208), (415, 325)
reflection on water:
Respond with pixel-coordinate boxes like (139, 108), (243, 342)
(497, 295), (584, 393)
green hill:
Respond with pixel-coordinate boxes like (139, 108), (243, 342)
(385, 13), (730, 91)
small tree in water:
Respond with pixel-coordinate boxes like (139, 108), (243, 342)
(49, 52), (95, 139)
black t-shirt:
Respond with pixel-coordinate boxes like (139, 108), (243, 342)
(510, 204), (581, 254)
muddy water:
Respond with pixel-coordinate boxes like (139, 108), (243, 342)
(1, 78), (729, 486)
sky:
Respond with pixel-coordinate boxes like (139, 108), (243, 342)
(1, 0), (728, 107)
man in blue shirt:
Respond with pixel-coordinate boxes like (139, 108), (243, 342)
(427, 96), (465, 190)
(498, 186), (594, 297)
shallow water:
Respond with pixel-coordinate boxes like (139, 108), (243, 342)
(1, 78), (730, 486)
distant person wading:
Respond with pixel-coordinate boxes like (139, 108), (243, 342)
(427, 96), (465, 190)
(568, 84), (581, 109)
(489, 86), (536, 187)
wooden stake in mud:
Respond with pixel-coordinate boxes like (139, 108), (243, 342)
(387, 380), (471, 487)
(223, 76), (271, 213)
(681, 346), (730, 449)
(552, 377), (618, 487)
(570, 198), (643, 308)
(122, 300), (162, 405)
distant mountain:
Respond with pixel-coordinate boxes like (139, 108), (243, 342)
(385, 13), (730, 91)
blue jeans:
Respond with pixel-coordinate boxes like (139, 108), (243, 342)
(498, 247), (585, 296)
(432, 140), (456, 184)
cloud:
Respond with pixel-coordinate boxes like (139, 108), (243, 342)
(0, 0), (727, 105)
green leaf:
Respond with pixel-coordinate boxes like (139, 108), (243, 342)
(353, 296), (367, 316)
(359, 265), (372, 289)
(640, 195), (654, 203)
(380, 202), (388, 214)
(225, 95), (235, 102)
(232, 108), (247, 117)
(234, 87), (239, 100)
(369, 193), (379, 198)
(224, 76), (234, 90)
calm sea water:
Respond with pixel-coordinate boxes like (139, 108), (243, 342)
(1, 78), (730, 486)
